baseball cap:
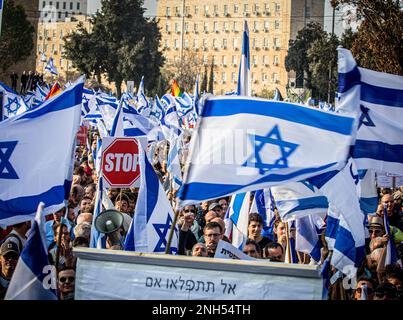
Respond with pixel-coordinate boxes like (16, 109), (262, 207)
(208, 203), (222, 211)
(0, 240), (20, 256)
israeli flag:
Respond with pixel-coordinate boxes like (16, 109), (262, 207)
(295, 214), (325, 263)
(123, 107), (158, 138)
(96, 97), (118, 131)
(237, 21), (251, 96)
(193, 74), (200, 118)
(124, 146), (178, 253)
(178, 96), (357, 206)
(44, 57), (58, 75)
(250, 189), (276, 239)
(224, 192), (251, 250)
(271, 181), (328, 222)
(308, 158), (366, 273)
(0, 78), (83, 225)
(337, 47), (403, 175)
(35, 85), (49, 102)
(358, 169), (378, 214)
(5, 203), (57, 300)
(110, 100), (124, 137)
(0, 82), (22, 120)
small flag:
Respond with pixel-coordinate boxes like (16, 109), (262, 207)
(171, 79), (182, 97)
(44, 82), (62, 101)
(237, 21), (251, 96)
(44, 57), (58, 76)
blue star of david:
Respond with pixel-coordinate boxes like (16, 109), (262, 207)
(153, 214), (178, 254)
(242, 125), (299, 174)
(301, 180), (315, 192)
(4, 97), (20, 114)
(82, 95), (90, 104)
(349, 163), (359, 185)
(358, 105), (375, 129)
(0, 141), (19, 179)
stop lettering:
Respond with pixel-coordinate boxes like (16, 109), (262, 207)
(101, 138), (141, 188)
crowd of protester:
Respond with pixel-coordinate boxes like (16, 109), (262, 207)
(0, 131), (402, 300)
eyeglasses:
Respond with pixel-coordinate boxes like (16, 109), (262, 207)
(368, 229), (382, 235)
(59, 276), (75, 283)
(184, 209), (195, 213)
(205, 233), (221, 238)
(243, 250), (257, 255)
(356, 287), (373, 294)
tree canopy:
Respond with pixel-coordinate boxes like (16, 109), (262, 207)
(0, 0), (34, 72)
(63, 0), (164, 97)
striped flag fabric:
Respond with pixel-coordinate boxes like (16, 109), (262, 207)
(44, 57), (58, 76)
(177, 96), (356, 206)
(295, 214), (325, 263)
(383, 206), (398, 266)
(250, 189), (276, 239)
(5, 203), (57, 300)
(237, 21), (251, 96)
(337, 47), (403, 175)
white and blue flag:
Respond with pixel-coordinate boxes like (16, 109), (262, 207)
(44, 57), (58, 76)
(5, 203), (57, 300)
(237, 21), (251, 96)
(271, 181), (328, 222)
(358, 169), (378, 214)
(90, 177), (106, 249)
(178, 96), (357, 206)
(295, 214), (325, 263)
(0, 82), (23, 120)
(0, 78), (83, 225)
(167, 138), (183, 190)
(224, 192), (251, 250)
(124, 146), (178, 254)
(250, 189), (276, 239)
(383, 206), (398, 266)
(337, 47), (403, 175)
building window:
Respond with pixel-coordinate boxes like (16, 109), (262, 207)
(222, 56), (227, 66)
(185, 6), (190, 16)
(56, 2), (59, 9)
(184, 22), (189, 32)
(222, 72), (226, 83)
(44, 44), (48, 52)
(253, 21), (259, 32)
(222, 38), (227, 49)
(174, 39), (179, 49)
(272, 73), (279, 83)
(194, 6), (199, 15)
(203, 39), (208, 49)
(264, 21), (269, 31)
(164, 39), (169, 48)
(214, 21), (218, 32)
(232, 55), (237, 65)
(58, 12), (62, 19)
(231, 72), (236, 83)
(204, 22), (208, 32)
(175, 6), (180, 16)
(223, 5), (228, 16)
(77, 2), (80, 10)
(244, 4), (249, 15)
(203, 55), (208, 65)
(213, 39), (218, 49)
(166, 7), (171, 17)
(184, 39), (189, 49)
(306, 5), (311, 18)
(53, 30), (56, 39)
(263, 55), (268, 65)
(63, 2), (66, 9)
(251, 72), (255, 82)
(70, 2), (73, 10)
(49, 1), (53, 6)
(204, 5), (209, 16)
(252, 55), (257, 66)
(263, 38), (269, 48)
(194, 23), (198, 32)
(274, 55), (279, 65)
(233, 21), (238, 32)
(233, 38), (238, 49)
(223, 22), (229, 32)
(165, 23), (170, 32)
(38, 44), (41, 53)
(275, 20), (280, 29)
(193, 39), (198, 49)
(42, 1), (46, 8)
(262, 73), (268, 81)
(252, 38), (257, 49)
(59, 44), (63, 51)
(265, 3), (270, 12)
(253, 4), (259, 13)
(275, 3), (281, 12)
(234, 4), (239, 14)
(175, 23), (179, 33)
(214, 5), (218, 15)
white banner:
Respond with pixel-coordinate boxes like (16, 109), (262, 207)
(214, 240), (256, 261)
(74, 249), (323, 300)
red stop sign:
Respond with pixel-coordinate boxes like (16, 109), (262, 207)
(101, 137), (140, 188)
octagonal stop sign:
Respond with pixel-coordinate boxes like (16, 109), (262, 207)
(101, 137), (141, 188)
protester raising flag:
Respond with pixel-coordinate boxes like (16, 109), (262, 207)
(124, 145), (178, 254)
(178, 96), (356, 206)
(5, 203), (57, 300)
(0, 77), (83, 225)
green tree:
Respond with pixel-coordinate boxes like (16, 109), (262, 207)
(338, 0), (402, 75)
(207, 63), (214, 94)
(63, 0), (164, 97)
(285, 22), (326, 96)
(0, 0), (34, 72)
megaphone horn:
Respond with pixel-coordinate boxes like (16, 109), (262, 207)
(94, 209), (124, 234)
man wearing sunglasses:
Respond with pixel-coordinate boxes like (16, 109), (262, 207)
(58, 267), (75, 300)
(353, 277), (375, 300)
(0, 241), (20, 300)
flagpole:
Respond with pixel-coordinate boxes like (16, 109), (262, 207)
(285, 221), (291, 263)
(165, 207), (179, 255)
